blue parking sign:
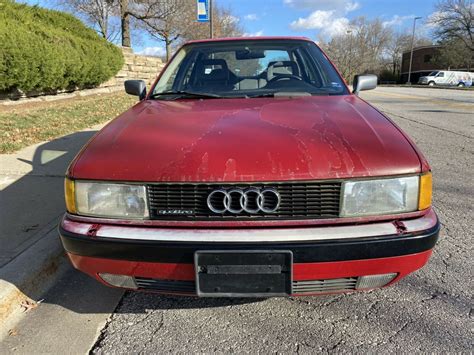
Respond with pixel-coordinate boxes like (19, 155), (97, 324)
(197, 0), (209, 22)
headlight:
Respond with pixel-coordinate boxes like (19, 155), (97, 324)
(340, 176), (420, 217)
(70, 180), (148, 219)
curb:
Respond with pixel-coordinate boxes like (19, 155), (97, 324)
(378, 84), (473, 91)
(0, 86), (123, 107)
(0, 225), (66, 329)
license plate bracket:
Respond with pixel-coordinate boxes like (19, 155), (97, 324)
(195, 250), (292, 297)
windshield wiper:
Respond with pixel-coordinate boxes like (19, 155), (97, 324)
(248, 91), (318, 98)
(248, 93), (275, 98)
(149, 91), (222, 100)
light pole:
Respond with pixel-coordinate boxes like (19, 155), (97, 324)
(346, 29), (353, 84)
(407, 16), (422, 84)
(209, 0), (213, 39)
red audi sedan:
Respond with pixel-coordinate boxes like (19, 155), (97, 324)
(59, 37), (439, 297)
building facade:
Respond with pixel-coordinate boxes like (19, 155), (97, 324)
(401, 45), (442, 83)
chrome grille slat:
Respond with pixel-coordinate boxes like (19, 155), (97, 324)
(294, 278), (358, 285)
(147, 182), (341, 220)
(292, 277), (358, 294)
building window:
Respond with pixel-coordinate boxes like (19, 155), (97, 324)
(424, 54), (432, 63)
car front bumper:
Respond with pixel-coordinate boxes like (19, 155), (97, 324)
(59, 209), (439, 297)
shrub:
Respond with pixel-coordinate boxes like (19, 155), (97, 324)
(0, 1), (124, 94)
(378, 70), (399, 84)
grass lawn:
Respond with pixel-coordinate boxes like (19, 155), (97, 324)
(0, 92), (136, 154)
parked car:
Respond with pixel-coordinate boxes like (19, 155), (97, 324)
(59, 37), (439, 297)
(418, 70), (474, 87)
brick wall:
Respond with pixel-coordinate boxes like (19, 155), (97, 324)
(401, 46), (441, 74)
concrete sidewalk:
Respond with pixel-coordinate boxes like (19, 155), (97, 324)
(0, 123), (105, 326)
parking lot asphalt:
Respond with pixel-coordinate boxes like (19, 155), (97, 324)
(91, 87), (473, 353)
(1, 87), (472, 353)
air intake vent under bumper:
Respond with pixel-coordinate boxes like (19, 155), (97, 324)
(134, 277), (362, 294)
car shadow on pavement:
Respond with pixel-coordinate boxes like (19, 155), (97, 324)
(0, 130), (120, 312)
(0, 130), (98, 264)
(1, 130), (98, 262)
(118, 292), (265, 311)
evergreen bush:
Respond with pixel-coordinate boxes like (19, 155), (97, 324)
(0, 1), (124, 94)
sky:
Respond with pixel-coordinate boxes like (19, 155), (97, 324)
(24, 0), (440, 56)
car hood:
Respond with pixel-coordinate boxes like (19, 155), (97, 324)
(70, 95), (421, 182)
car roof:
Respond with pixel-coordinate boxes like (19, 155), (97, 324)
(185, 36), (314, 45)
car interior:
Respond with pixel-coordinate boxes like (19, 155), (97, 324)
(187, 58), (317, 93)
(177, 47), (334, 95)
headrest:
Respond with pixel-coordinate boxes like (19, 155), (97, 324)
(195, 59), (230, 83)
(207, 69), (229, 81)
(199, 59), (229, 70)
(267, 61), (299, 80)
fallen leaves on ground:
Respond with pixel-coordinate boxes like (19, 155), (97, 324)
(0, 93), (136, 154)
(19, 299), (38, 313)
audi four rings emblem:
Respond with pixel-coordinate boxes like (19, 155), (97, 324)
(207, 188), (281, 214)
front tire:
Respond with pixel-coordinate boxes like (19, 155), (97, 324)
(428, 81), (435, 86)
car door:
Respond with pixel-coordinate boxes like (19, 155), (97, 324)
(435, 71), (446, 85)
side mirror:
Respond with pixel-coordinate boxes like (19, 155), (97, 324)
(125, 80), (146, 100)
(352, 74), (377, 95)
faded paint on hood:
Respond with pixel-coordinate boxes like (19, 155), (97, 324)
(70, 95), (421, 182)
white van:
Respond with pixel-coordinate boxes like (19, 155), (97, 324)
(418, 70), (474, 87)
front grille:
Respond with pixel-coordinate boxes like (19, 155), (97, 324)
(292, 277), (358, 294)
(134, 277), (358, 294)
(147, 181), (341, 220)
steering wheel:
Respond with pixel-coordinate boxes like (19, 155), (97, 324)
(268, 74), (303, 83)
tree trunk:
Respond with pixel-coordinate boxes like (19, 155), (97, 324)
(120, 0), (131, 47)
(165, 38), (171, 62)
(99, 19), (108, 39)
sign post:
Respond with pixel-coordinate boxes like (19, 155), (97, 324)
(196, 0), (213, 38)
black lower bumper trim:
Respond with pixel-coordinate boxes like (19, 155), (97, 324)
(59, 221), (440, 264)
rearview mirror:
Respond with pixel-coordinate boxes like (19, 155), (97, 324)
(236, 49), (266, 60)
(352, 74), (377, 95)
(125, 80), (146, 100)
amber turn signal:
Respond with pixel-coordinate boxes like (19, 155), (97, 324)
(418, 172), (432, 210)
(65, 178), (77, 214)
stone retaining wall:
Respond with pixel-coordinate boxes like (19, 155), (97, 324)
(1, 47), (165, 106)
(100, 47), (164, 90)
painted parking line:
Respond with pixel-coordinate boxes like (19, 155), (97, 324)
(363, 91), (474, 111)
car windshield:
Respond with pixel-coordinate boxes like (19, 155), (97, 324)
(151, 39), (348, 99)
(428, 71), (439, 76)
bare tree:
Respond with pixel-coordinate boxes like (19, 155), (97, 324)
(119, 0), (183, 47)
(386, 33), (413, 76)
(120, 0), (131, 46)
(386, 33), (432, 76)
(211, 7), (244, 38)
(59, 0), (119, 40)
(321, 17), (393, 82)
(430, 0), (473, 51)
(138, 0), (191, 61)
(140, 2), (244, 61)
(58, 0), (243, 52)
